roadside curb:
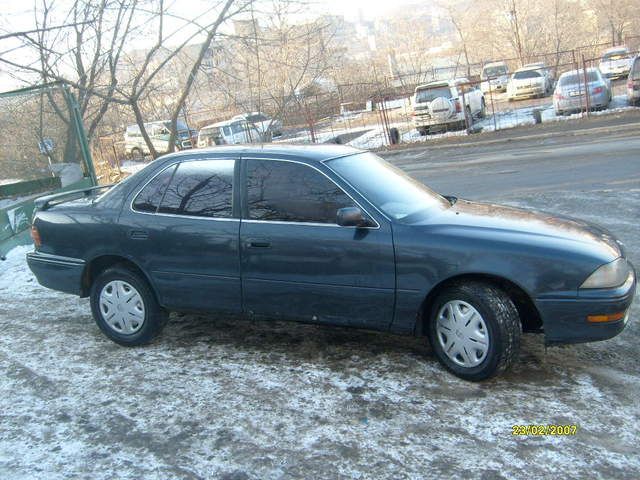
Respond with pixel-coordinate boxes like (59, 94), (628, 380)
(378, 116), (640, 156)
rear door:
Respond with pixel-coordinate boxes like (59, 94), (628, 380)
(239, 158), (395, 330)
(123, 157), (241, 313)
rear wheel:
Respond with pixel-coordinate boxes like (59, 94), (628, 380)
(428, 281), (521, 381)
(90, 266), (168, 346)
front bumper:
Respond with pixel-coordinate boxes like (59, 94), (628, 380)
(26, 251), (85, 296)
(603, 69), (629, 79)
(536, 267), (636, 345)
(509, 86), (545, 99)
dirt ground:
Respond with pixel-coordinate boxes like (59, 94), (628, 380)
(0, 187), (638, 479)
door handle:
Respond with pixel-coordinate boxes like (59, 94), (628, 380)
(246, 238), (271, 248)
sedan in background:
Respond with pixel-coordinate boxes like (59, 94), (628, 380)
(553, 68), (611, 116)
(507, 66), (549, 100)
(599, 46), (632, 79)
(480, 61), (509, 94)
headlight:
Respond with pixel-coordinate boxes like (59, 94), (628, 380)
(580, 258), (631, 289)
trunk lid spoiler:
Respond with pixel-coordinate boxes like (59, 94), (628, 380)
(34, 184), (114, 211)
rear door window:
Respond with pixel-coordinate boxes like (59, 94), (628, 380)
(132, 164), (177, 213)
(158, 159), (235, 218)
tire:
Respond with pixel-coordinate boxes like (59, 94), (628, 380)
(417, 128), (428, 136)
(90, 266), (168, 346)
(427, 281), (521, 381)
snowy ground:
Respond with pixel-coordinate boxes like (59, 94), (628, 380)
(0, 188), (638, 479)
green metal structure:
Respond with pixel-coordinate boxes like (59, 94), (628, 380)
(0, 82), (96, 258)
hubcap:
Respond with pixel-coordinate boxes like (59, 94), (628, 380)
(99, 280), (145, 334)
(436, 300), (489, 368)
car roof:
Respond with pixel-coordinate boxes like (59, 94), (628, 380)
(158, 144), (364, 163)
(416, 78), (468, 89)
(603, 46), (628, 54)
(483, 61), (507, 68)
(559, 68), (599, 77)
(202, 119), (241, 128)
(514, 65), (542, 73)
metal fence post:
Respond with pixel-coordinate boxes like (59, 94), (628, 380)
(62, 83), (97, 185)
(581, 54), (591, 118)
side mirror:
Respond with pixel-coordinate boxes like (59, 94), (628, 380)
(336, 207), (373, 227)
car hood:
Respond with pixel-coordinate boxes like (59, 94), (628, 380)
(423, 199), (622, 260)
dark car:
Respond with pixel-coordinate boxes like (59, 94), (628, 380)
(27, 145), (636, 380)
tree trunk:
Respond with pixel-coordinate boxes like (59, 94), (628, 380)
(131, 100), (158, 159)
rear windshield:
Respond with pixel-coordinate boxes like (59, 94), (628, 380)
(513, 70), (541, 79)
(560, 71), (599, 86)
(483, 65), (507, 78)
(415, 86), (452, 103)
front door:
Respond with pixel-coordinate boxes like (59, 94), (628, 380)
(123, 157), (241, 313)
(239, 158), (395, 330)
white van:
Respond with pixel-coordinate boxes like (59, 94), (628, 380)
(197, 120), (262, 147)
(124, 120), (194, 158)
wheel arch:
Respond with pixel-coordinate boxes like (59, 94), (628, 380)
(81, 254), (156, 300)
(417, 273), (543, 336)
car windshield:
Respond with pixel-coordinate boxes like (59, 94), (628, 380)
(560, 71), (599, 86)
(513, 70), (541, 79)
(483, 66), (507, 78)
(415, 86), (451, 103)
(603, 52), (628, 61)
(327, 152), (449, 222)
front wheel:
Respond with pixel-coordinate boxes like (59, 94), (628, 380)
(90, 266), (168, 346)
(428, 282), (521, 381)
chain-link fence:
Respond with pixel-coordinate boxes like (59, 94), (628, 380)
(261, 42), (639, 150)
(0, 82), (96, 256)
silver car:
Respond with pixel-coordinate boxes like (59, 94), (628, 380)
(553, 68), (611, 116)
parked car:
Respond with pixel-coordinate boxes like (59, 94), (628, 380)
(553, 68), (611, 116)
(232, 112), (283, 137)
(627, 55), (640, 105)
(27, 145), (636, 381)
(599, 46), (632, 79)
(197, 119), (262, 147)
(412, 78), (486, 135)
(480, 61), (510, 94)
(507, 65), (552, 101)
(124, 120), (194, 159)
